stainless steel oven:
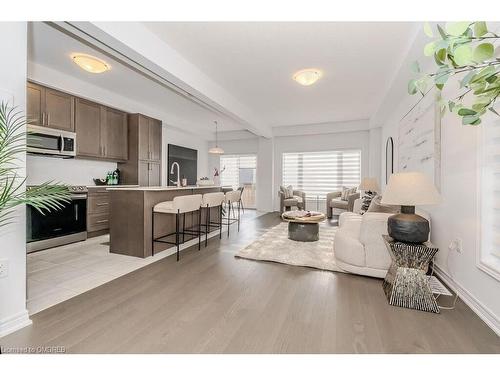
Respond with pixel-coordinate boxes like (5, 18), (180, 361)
(27, 124), (76, 158)
(26, 186), (88, 253)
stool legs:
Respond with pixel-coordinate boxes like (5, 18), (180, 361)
(198, 208), (202, 250)
(219, 204), (222, 239)
(176, 210), (180, 262)
(237, 201), (241, 232)
(151, 211), (155, 256)
(227, 201), (231, 238)
(205, 205), (209, 247)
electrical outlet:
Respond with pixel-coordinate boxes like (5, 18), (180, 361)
(448, 238), (463, 254)
(0, 258), (9, 278)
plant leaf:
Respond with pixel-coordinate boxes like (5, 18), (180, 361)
(445, 22), (471, 36)
(408, 79), (418, 95)
(462, 114), (480, 125)
(489, 107), (500, 116)
(458, 108), (477, 116)
(461, 70), (476, 88)
(410, 61), (421, 73)
(424, 42), (436, 56)
(474, 21), (488, 37)
(473, 43), (494, 62)
(424, 22), (433, 37)
(437, 24), (447, 39)
(454, 45), (473, 66)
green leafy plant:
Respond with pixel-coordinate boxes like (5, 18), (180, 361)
(0, 101), (70, 227)
(409, 22), (500, 125)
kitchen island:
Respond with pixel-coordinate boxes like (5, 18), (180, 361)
(107, 186), (221, 258)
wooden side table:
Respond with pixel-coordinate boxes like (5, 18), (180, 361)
(382, 235), (440, 313)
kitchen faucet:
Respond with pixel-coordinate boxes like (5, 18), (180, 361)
(170, 162), (181, 187)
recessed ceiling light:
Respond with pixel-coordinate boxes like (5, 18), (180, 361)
(293, 68), (322, 86)
(71, 53), (111, 74)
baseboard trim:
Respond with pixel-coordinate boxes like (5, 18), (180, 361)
(0, 309), (32, 338)
(434, 265), (500, 337)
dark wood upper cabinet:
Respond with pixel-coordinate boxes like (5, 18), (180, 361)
(118, 114), (162, 186)
(102, 107), (128, 161)
(149, 118), (162, 162)
(138, 115), (150, 161)
(27, 81), (129, 163)
(26, 82), (74, 131)
(27, 82), (44, 126)
(75, 98), (102, 158)
(44, 88), (74, 132)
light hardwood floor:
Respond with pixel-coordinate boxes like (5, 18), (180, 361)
(2, 213), (500, 353)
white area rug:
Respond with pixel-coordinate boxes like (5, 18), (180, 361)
(236, 222), (344, 272)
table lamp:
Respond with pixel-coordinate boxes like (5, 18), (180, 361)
(381, 172), (440, 243)
(359, 177), (380, 194)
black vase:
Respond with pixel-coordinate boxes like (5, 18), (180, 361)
(387, 205), (429, 243)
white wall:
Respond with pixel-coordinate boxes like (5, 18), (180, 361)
(0, 22), (31, 337)
(379, 25), (500, 335)
(28, 62), (210, 186)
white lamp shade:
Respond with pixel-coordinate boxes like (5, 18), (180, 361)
(208, 146), (224, 154)
(359, 177), (380, 192)
(381, 172), (440, 206)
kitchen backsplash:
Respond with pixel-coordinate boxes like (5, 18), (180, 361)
(27, 155), (118, 186)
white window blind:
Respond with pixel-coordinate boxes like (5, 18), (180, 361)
(282, 150), (361, 199)
(480, 117), (500, 278)
(220, 154), (257, 189)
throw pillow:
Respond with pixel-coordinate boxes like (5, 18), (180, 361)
(366, 195), (401, 214)
(360, 191), (376, 214)
(341, 186), (356, 201)
(281, 185), (294, 199)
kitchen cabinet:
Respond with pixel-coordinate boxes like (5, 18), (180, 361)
(87, 187), (110, 236)
(102, 107), (128, 160)
(119, 114), (162, 186)
(137, 115), (162, 162)
(27, 82), (74, 131)
(75, 98), (128, 162)
(75, 98), (102, 158)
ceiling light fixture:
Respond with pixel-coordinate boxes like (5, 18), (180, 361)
(208, 120), (224, 154)
(293, 68), (322, 86)
(71, 53), (111, 74)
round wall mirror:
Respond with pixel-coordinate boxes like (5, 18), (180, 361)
(385, 137), (394, 184)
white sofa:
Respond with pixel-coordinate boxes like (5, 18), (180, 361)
(333, 210), (430, 278)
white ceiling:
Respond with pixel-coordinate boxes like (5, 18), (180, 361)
(28, 22), (419, 138)
(27, 22), (243, 137)
(143, 22), (419, 127)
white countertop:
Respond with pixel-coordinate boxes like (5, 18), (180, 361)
(87, 185), (139, 188)
(106, 185), (220, 191)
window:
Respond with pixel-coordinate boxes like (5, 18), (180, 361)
(220, 154), (257, 209)
(478, 117), (500, 280)
(282, 149), (361, 200)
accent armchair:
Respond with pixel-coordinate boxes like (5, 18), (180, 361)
(326, 190), (360, 218)
(279, 189), (306, 213)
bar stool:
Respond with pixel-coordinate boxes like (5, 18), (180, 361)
(152, 194), (203, 261)
(200, 192), (225, 247)
(223, 190), (241, 237)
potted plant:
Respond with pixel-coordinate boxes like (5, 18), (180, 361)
(408, 21), (500, 125)
(0, 102), (70, 229)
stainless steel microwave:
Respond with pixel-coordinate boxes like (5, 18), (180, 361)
(27, 124), (76, 158)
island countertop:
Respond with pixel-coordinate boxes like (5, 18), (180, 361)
(106, 185), (219, 191)
(108, 185), (221, 258)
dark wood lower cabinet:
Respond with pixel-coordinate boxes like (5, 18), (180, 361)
(87, 188), (110, 236)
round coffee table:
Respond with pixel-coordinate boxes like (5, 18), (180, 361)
(281, 210), (326, 242)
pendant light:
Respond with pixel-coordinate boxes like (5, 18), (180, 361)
(208, 120), (224, 154)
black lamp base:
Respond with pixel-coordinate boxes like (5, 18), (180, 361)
(388, 205), (429, 243)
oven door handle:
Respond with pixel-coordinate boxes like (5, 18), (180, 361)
(59, 135), (64, 152)
(70, 194), (87, 200)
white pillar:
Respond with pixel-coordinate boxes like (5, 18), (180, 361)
(0, 22), (31, 337)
